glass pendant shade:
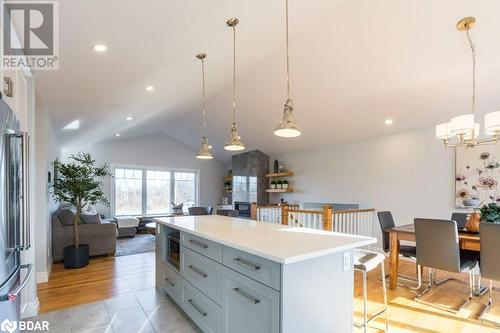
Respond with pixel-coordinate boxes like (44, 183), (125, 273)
(224, 122), (245, 151)
(484, 111), (500, 135)
(435, 122), (455, 139)
(274, 99), (301, 137)
(196, 136), (213, 159)
(463, 123), (480, 140)
(450, 114), (475, 135)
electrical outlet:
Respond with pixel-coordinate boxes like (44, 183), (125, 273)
(343, 252), (351, 271)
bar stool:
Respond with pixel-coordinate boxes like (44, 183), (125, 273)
(479, 222), (500, 327)
(353, 249), (389, 332)
(412, 218), (479, 313)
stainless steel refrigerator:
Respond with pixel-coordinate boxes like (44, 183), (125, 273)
(0, 98), (32, 328)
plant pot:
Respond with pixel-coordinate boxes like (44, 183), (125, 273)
(282, 184), (288, 189)
(64, 244), (90, 268)
(277, 184), (282, 189)
(271, 184), (276, 189)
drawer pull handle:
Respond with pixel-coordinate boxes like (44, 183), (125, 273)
(233, 288), (261, 304)
(188, 239), (208, 249)
(165, 278), (175, 287)
(188, 265), (208, 278)
(233, 257), (261, 271)
(188, 299), (207, 317)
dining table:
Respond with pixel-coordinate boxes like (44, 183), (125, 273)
(386, 224), (480, 290)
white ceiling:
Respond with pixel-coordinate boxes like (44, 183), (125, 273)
(35, 0), (500, 162)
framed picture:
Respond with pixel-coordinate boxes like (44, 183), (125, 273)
(455, 146), (500, 208)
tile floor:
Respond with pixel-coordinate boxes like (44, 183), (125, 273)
(26, 287), (201, 333)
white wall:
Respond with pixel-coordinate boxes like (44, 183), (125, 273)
(270, 127), (457, 246)
(34, 100), (60, 283)
(61, 133), (226, 217)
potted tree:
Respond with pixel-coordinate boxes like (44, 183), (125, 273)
(52, 153), (112, 268)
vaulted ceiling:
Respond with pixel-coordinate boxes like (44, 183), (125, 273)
(35, 0), (500, 162)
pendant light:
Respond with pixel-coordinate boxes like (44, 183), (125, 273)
(274, 0), (301, 138)
(435, 17), (500, 148)
(224, 18), (245, 151)
(196, 53), (214, 159)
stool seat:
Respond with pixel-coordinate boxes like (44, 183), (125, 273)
(354, 250), (385, 272)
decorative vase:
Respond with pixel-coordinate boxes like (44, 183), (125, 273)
(64, 244), (90, 268)
(463, 198), (480, 207)
(465, 212), (480, 233)
(274, 160), (279, 173)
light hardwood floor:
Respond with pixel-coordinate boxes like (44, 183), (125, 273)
(38, 252), (500, 332)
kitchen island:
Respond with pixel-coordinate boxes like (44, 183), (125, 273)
(154, 215), (376, 333)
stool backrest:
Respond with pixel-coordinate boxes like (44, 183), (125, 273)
(451, 212), (468, 230)
(414, 218), (460, 273)
(188, 206), (213, 216)
(217, 209), (239, 217)
(377, 211), (395, 253)
(480, 222), (500, 281)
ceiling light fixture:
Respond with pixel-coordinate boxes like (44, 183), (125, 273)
(93, 44), (107, 52)
(63, 120), (80, 130)
(435, 17), (499, 148)
(126, 116), (133, 121)
(385, 119), (393, 125)
(224, 18), (245, 152)
(115, 133), (120, 137)
(274, 0), (301, 138)
(145, 85), (154, 92)
(196, 53), (214, 160)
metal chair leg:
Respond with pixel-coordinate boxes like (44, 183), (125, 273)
(479, 280), (500, 328)
(363, 270), (367, 333)
(381, 263), (389, 332)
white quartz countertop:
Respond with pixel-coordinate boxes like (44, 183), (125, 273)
(154, 215), (376, 264)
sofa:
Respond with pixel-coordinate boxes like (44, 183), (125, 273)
(52, 208), (118, 262)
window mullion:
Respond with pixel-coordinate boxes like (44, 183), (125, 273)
(142, 169), (147, 215)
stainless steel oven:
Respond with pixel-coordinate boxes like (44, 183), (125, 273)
(167, 232), (180, 269)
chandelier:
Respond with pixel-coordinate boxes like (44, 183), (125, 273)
(196, 53), (213, 159)
(435, 17), (500, 148)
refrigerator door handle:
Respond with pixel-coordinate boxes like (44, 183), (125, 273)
(0, 264), (33, 302)
(19, 132), (30, 250)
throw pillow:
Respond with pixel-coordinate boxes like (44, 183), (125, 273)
(80, 213), (102, 224)
(57, 208), (78, 226)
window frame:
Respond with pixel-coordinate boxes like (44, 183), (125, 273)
(111, 163), (200, 217)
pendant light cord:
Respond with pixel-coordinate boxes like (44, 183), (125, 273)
(232, 25), (237, 124)
(285, 0), (290, 100)
(466, 28), (476, 116)
(201, 57), (207, 137)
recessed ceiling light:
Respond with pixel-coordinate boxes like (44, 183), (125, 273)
(145, 85), (154, 92)
(126, 116), (133, 121)
(385, 119), (393, 125)
(93, 44), (107, 52)
(115, 133), (121, 137)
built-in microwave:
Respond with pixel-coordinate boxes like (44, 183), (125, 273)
(167, 232), (180, 269)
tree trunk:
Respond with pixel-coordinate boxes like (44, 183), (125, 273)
(74, 205), (82, 248)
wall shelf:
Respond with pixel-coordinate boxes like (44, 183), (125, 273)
(266, 188), (294, 193)
(223, 176), (233, 181)
(265, 172), (294, 178)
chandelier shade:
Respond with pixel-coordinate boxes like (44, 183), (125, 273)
(485, 111), (500, 135)
(435, 122), (455, 140)
(450, 114), (475, 135)
(197, 136), (214, 159)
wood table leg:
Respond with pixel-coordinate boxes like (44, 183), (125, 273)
(389, 231), (400, 290)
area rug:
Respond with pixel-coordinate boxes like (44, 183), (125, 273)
(115, 233), (155, 257)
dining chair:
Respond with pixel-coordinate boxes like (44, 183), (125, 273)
(353, 249), (389, 333)
(216, 209), (239, 217)
(377, 211), (417, 283)
(413, 218), (479, 313)
(479, 222), (500, 327)
(188, 206), (213, 216)
(451, 212), (468, 230)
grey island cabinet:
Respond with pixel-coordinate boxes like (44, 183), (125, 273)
(154, 215), (375, 333)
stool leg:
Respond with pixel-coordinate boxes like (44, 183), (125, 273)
(363, 270), (367, 333)
(381, 262), (389, 331)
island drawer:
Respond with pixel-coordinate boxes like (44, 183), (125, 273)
(161, 262), (182, 304)
(222, 266), (280, 333)
(181, 246), (223, 305)
(223, 246), (281, 291)
(181, 232), (223, 262)
(181, 279), (222, 333)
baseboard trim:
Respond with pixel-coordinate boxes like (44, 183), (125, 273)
(21, 297), (39, 319)
(36, 261), (52, 283)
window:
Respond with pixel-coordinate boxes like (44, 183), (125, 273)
(113, 167), (198, 216)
